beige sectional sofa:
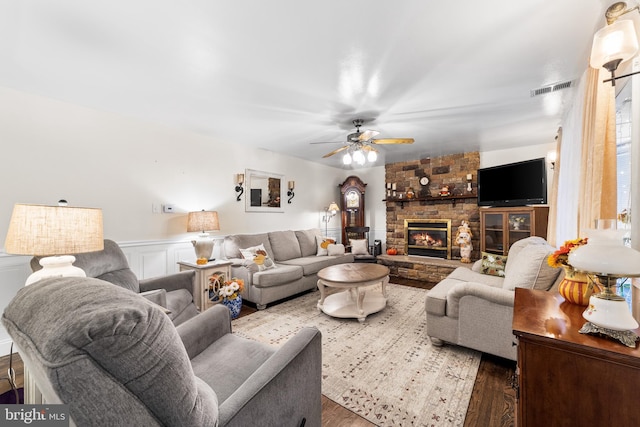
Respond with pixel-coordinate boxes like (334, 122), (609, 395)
(223, 228), (354, 309)
(425, 236), (563, 361)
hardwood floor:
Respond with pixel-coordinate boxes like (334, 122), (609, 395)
(0, 287), (516, 427)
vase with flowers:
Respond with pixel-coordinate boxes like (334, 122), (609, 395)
(547, 238), (594, 305)
(219, 277), (244, 319)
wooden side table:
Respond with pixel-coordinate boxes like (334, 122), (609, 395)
(178, 260), (232, 312)
(512, 288), (640, 426)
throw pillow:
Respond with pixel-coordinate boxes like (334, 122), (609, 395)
(502, 244), (561, 291)
(480, 252), (508, 277)
(350, 239), (369, 255)
(239, 244), (276, 271)
(316, 235), (336, 256)
(327, 243), (346, 256)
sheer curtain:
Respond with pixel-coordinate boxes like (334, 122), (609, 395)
(577, 67), (618, 234)
(552, 73), (585, 245)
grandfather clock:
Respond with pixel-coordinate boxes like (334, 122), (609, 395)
(339, 176), (366, 244)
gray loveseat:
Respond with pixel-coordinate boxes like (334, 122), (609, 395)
(224, 228), (354, 309)
(3, 276), (322, 426)
(425, 236), (563, 361)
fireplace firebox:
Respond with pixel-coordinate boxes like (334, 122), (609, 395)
(404, 219), (452, 259)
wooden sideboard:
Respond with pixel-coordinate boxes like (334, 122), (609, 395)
(512, 288), (640, 426)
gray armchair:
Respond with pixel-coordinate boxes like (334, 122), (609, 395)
(31, 239), (198, 326)
(2, 277), (322, 427)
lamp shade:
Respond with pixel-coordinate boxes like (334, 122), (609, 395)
(5, 204), (104, 256)
(590, 19), (639, 69)
(187, 210), (220, 233)
(568, 228), (640, 276)
(327, 202), (340, 214)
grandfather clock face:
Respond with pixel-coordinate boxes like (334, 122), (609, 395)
(346, 190), (360, 208)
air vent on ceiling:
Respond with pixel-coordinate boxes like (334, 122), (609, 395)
(530, 80), (574, 97)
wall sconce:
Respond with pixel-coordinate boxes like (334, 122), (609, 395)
(547, 150), (557, 170)
(321, 202), (340, 236)
(235, 173), (244, 202)
(466, 174), (473, 193)
(591, 2), (640, 86)
(287, 181), (295, 204)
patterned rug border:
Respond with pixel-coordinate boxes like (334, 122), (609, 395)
(232, 284), (480, 426)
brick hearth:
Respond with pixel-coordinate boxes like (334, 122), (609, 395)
(377, 254), (470, 286)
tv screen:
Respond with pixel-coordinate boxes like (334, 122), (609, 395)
(477, 158), (547, 207)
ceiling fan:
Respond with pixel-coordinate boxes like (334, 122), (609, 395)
(312, 119), (414, 163)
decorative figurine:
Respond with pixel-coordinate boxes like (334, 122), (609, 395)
(455, 220), (473, 263)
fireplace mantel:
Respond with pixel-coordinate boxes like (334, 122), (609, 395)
(384, 193), (477, 208)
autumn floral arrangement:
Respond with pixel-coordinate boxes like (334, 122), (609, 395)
(218, 277), (244, 301)
(547, 237), (588, 269)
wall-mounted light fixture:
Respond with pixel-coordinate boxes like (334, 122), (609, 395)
(591, 2), (640, 86)
(466, 174), (473, 193)
(547, 150), (557, 170)
(287, 180), (295, 204)
(321, 202), (340, 236)
(235, 173), (244, 202)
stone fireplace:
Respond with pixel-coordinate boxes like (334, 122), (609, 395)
(404, 219), (451, 259)
(385, 151), (481, 261)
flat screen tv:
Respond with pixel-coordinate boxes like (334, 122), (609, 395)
(477, 158), (547, 207)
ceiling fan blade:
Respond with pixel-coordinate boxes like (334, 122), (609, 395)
(371, 138), (415, 145)
(358, 130), (380, 141)
(322, 145), (349, 158)
(361, 145), (378, 152)
(310, 141), (344, 145)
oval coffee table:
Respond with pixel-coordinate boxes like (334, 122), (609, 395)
(316, 263), (390, 322)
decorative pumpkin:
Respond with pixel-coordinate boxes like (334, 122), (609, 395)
(387, 247), (398, 255)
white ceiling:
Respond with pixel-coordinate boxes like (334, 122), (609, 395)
(0, 1), (612, 168)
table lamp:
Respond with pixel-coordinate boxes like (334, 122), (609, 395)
(568, 225), (640, 347)
(187, 210), (220, 264)
(4, 203), (104, 285)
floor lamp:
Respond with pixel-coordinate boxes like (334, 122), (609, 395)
(322, 202), (340, 237)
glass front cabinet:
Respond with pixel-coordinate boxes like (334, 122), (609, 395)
(480, 206), (549, 256)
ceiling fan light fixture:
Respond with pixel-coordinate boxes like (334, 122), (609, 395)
(367, 149), (378, 162)
(353, 149), (366, 165)
(342, 152), (352, 165)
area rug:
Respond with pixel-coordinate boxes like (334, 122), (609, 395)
(232, 284), (481, 426)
